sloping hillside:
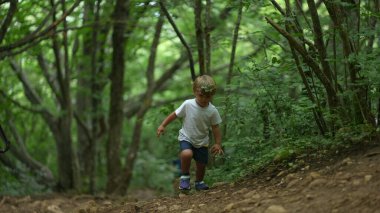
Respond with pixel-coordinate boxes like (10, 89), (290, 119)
(1, 143), (380, 213)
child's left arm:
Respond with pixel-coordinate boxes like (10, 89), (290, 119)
(210, 124), (223, 155)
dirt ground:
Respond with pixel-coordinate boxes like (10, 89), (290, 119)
(1, 143), (380, 213)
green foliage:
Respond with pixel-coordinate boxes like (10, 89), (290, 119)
(0, 166), (50, 196)
(207, 121), (379, 185)
(335, 124), (377, 145)
(130, 150), (177, 194)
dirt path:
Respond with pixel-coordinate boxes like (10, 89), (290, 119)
(1, 144), (380, 213)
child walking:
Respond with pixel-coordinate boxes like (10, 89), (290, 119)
(157, 75), (223, 190)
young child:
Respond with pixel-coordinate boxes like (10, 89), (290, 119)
(157, 75), (223, 190)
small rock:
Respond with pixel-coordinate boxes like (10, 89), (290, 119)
(238, 198), (255, 205)
(47, 205), (63, 213)
(265, 205), (287, 213)
(309, 172), (321, 179)
(212, 182), (227, 187)
(352, 179), (361, 186)
(224, 203), (235, 211)
(285, 173), (297, 182)
(308, 179), (327, 188)
(277, 171), (286, 177)
(169, 204), (181, 211)
(103, 201), (112, 206)
(183, 209), (193, 213)
(286, 179), (299, 188)
(208, 190), (222, 195)
(241, 207), (256, 212)
(364, 175), (372, 183)
(243, 190), (260, 199)
(232, 188), (249, 195)
(306, 194), (314, 200)
(335, 172), (352, 180)
(341, 157), (353, 166)
(157, 206), (167, 211)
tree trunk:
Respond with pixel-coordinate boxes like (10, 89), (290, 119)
(284, 0), (328, 134)
(205, 0), (212, 74)
(0, 0), (17, 45)
(117, 11), (164, 195)
(324, 0), (376, 126)
(106, 0), (130, 194)
(223, 0), (243, 137)
(76, 0), (106, 194)
(53, 0), (78, 191)
(194, 0), (206, 75)
(160, 0), (196, 81)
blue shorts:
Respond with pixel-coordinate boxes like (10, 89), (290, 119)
(179, 140), (208, 164)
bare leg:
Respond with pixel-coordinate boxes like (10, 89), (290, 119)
(195, 161), (206, 182)
(181, 149), (193, 175)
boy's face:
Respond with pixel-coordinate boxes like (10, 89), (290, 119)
(194, 90), (213, 107)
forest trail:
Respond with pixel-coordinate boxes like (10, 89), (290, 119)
(1, 143), (380, 213)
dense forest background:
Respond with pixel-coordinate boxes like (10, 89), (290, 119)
(0, 0), (379, 196)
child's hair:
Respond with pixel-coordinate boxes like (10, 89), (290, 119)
(193, 75), (216, 96)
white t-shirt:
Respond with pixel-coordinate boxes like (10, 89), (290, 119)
(175, 99), (222, 148)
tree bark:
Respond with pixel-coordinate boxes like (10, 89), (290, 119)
(76, 0), (107, 194)
(106, 0), (130, 194)
(117, 11), (164, 195)
(285, 0), (327, 134)
(159, 0), (196, 81)
(49, 0), (78, 191)
(223, 0), (243, 137)
(194, 0), (206, 75)
(205, 0), (212, 74)
(324, 0), (376, 126)
(0, 0), (17, 45)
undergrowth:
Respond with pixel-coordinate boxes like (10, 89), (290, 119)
(206, 124), (379, 185)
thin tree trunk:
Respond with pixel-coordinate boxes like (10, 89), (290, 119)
(159, 0), (196, 81)
(306, 0), (340, 133)
(205, 0), (212, 74)
(0, 0), (17, 45)
(52, 0), (77, 191)
(286, 0), (327, 134)
(306, 0), (335, 91)
(106, 0), (130, 194)
(194, 0), (205, 75)
(223, 0), (243, 137)
(87, 0), (109, 194)
(117, 11), (164, 195)
(325, 0), (376, 126)
(77, 0), (100, 194)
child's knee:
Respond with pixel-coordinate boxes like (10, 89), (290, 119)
(181, 149), (193, 158)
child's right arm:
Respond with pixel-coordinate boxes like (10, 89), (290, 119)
(157, 112), (177, 138)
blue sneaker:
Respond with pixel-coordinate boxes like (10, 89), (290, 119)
(195, 181), (209, 190)
(179, 175), (190, 190)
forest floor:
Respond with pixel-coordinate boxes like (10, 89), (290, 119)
(1, 142), (380, 213)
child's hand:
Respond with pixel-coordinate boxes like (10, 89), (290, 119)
(156, 125), (165, 138)
(211, 144), (224, 155)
